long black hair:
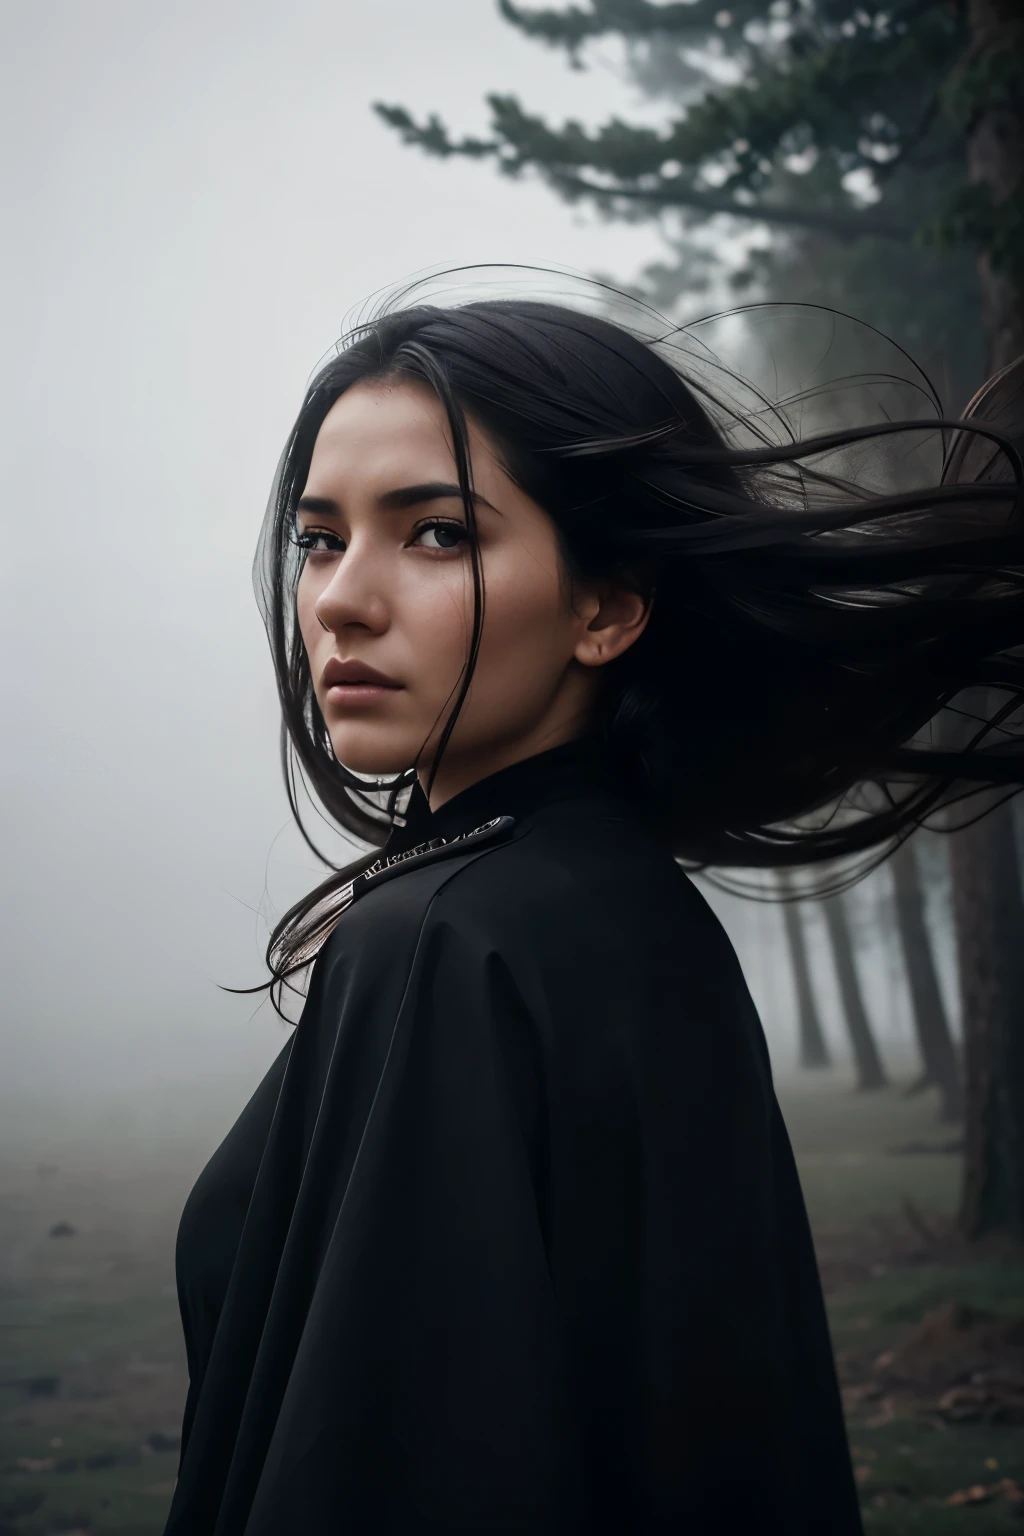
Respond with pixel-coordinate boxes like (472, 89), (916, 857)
(252, 284), (1024, 1003)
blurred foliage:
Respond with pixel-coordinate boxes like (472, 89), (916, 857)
(375, 0), (1024, 406)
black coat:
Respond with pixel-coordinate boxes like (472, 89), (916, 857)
(167, 740), (862, 1535)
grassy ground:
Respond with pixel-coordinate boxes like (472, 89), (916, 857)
(784, 1077), (1024, 1533)
(0, 1075), (1022, 1535)
(0, 1137), (192, 1536)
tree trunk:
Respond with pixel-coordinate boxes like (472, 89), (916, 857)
(942, 364), (1024, 1238)
(821, 895), (888, 1090)
(965, 0), (1024, 373)
(952, 797), (1024, 1238)
(890, 839), (963, 1122)
(778, 871), (831, 1069)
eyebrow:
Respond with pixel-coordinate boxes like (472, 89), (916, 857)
(296, 482), (498, 517)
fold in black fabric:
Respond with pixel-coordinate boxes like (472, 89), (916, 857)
(168, 740), (863, 1534)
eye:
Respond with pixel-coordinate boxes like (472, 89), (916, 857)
(291, 525), (344, 555)
(410, 519), (469, 552)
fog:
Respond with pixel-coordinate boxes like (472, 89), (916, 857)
(0, 0), (651, 1114)
(1, 1), (935, 1143)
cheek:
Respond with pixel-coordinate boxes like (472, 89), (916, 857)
(295, 567), (323, 657)
(400, 565), (476, 665)
(480, 553), (569, 655)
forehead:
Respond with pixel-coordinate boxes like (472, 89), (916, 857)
(306, 379), (456, 488)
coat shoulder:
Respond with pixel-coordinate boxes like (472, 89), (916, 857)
(423, 801), (733, 977)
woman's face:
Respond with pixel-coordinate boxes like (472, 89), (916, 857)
(295, 377), (647, 806)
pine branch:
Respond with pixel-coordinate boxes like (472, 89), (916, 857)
(379, 9), (957, 197)
(541, 167), (914, 236)
(497, 0), (945, 51)
(374, 102), (914, 238)
(374, 105), (499, 161)
(498, 0), (783, 50)
(376, 0), (963, 251)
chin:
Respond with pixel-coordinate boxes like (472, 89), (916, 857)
(329, 725), (420, 778)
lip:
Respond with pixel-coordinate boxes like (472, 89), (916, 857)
(321, 657), (404, 707)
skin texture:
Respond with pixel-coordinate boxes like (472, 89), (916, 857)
(295, 377), (649, 809)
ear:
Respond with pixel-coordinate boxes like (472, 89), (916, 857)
(573, 581), (651, 669)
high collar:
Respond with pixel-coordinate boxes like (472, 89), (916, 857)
(388, 736), (621, 852)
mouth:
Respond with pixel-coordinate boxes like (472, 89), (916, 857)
(321, 656), (404, 707)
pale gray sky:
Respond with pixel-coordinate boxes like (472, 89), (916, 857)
(0, 1), (923, 1133)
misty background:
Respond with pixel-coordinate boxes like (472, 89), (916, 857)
(8, 8), (1024, 1530)
(1, 0), (944, 1146)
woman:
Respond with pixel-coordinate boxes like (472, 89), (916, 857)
(166, 280), (1023, 1535)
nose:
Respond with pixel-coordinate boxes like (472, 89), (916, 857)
(313, 546), (390, 637)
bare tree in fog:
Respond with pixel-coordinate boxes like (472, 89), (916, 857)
(777, 871), (831, 1071)
(944, 364), (1024, 1239)
(890, 838), (962, 1123)
(821, 895), (888, 1093)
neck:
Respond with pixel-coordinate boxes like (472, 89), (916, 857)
(419, 712), (595, 812)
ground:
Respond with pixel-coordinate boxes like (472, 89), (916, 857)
(785, 1079), (1024, 1533)
(0, 1074), (1022, 1535)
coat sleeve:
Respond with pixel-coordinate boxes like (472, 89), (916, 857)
(240, 900), (588, 1535)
